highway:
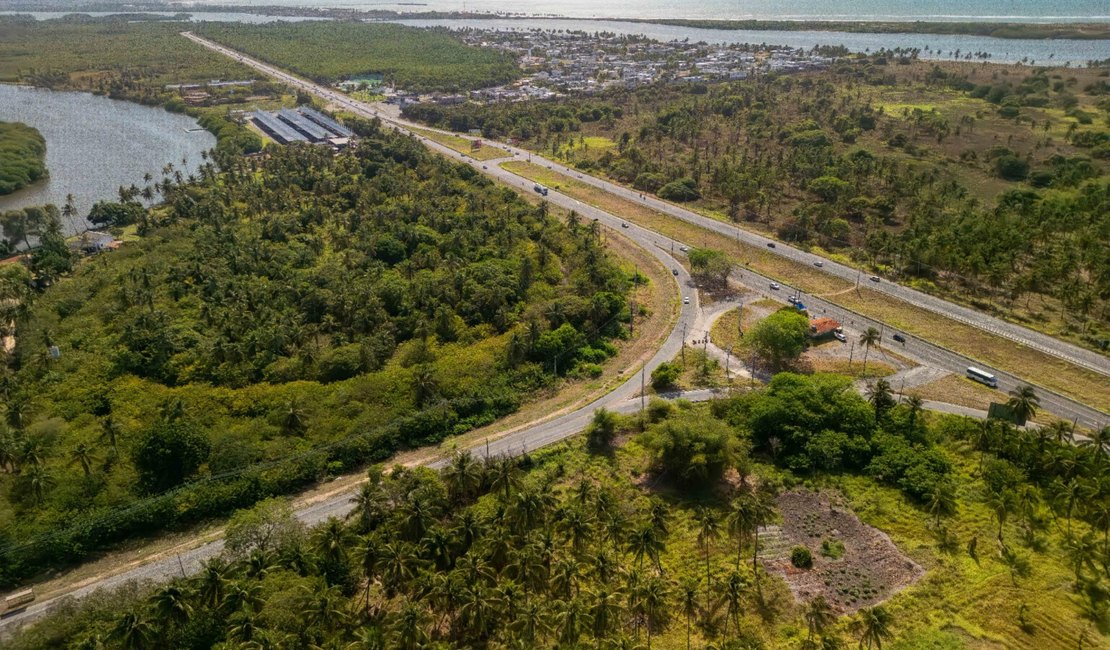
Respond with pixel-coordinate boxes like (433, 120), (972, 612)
(181, 31), (1106, 426)
(0, 31), (1104, 637)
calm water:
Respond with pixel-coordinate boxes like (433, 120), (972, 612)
(193, 0), (1110, 22)
(0, 85), (215, 231)
(398, 17), (1110, 65)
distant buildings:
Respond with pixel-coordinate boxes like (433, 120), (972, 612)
(250, 106), (355, 147)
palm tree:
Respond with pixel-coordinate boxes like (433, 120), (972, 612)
(314, 517), (353, 569)
(905, 395), (924, 430)
(719, 570), (749, 636)
(280, 399), (306, 436)
(1079, 426), (1110, 468)
(851, 605), (894, 649)
(198, 558), (230, 610)
(727, 490), (758, 571)
(858, 327), (881, 375)
(639, 574), (672, 649)
(627, 521), (665, 572)
(24, 463), (52, 505)
(804, 595), (836, 643)
(866, 379), (895, 418)
(925, 479), (957, 526)
(301, 584), (350, 636)
(69, 442), (96, 477)
(99, 415), (120, 452)
(1006, 384), (1039, 424)
(679, 575), (699, 650)
(695, 507), (720, 611)
(150, 584), (192, 640)
(443, 449), (483, 504)
(489, 455), (522, 501)
(389, 598), (429, 650)
(110, 610), (155, 650)
(589, 586), (624, 649)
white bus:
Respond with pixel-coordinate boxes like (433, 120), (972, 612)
(1, 588), (34, 615)
(966, 366), (998, 388)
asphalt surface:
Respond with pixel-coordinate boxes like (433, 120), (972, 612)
(1, 32), (1104, 636)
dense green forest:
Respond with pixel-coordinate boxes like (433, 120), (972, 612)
(195, 21), (521, 93)
(8, 374), (1108, 648)
(632, 19), (1110, 40)
(0, 121), (47, 196)
(0, 118), (633, 585)
(405, 59), (1110, 351)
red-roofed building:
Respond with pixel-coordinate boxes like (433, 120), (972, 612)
(809, 317), (841, 339)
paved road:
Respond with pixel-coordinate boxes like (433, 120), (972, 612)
(3, 32), (1104, 637)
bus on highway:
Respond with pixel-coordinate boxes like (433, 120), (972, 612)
(966, 366), (998, 388)
(533, 183), (548, 196)
(1, 588), (34, 616)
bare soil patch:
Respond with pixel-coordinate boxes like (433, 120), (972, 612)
(761, 490), (923, 614)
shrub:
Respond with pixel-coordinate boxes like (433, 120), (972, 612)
(993, 154), (1029, 181)
(791, 546), (814, 569)
(821, 538), (846, 559)
(657, 177), (700, 202)
(650, 361), (681, 391)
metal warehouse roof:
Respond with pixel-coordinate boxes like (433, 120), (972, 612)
(297, 106), (355, 138)
(278, 108), (331, 142)
(252, 110), (307, 144)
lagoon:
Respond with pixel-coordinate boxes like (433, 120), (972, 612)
(0, 85), (215, 231)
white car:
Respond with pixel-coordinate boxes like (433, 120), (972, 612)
(834, 331), (847, 342)
(814, 261), (824, 267)
(870, 276), (881, 283)
(769, 282), (780, 290)
(683, 296), (690, 305)
(679, 245), (688, 252)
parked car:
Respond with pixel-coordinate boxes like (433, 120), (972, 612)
(893, 333), (906, 343)
(769, 282), (780, 290)
(834, 331), (847, 342)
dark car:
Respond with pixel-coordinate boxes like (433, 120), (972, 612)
(892, 333), (906, 343)
(767, 242), (776, 248)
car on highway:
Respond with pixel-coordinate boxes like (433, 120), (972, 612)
(621, 222), (629, 228)
(870, 275), (881, 283)
(679, 245), (688, 252)
(892, 333), (906, 343)
(767, 242), (776, 248)
(787, 295), (797, 304)
(482, 165), (487, 169)
(814, 261), (824, 267)
(769, 282), (780, 290)
(683, 296), (690, 304)
(672, 269), (679, 276)
(834, 331), (847, 342)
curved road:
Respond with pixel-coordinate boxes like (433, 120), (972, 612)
(1, 32), (1105, 637)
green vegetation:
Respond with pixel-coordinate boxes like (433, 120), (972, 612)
(0, 121), (633, 585)
(196, 21), (520, 92)
(409, 59), (1110, 352)
(629, 18), (1110, 40)
(8, 374), (1107, 648)
(0, 122), (47, 196)
(747, 307), (810, 371)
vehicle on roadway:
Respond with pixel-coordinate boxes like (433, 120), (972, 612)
(679, 245), (688, 252)
(621, 222), (629, 228)
(683, 296), (690, 304)
(966, 366), (998, 388)
(814, 260), (824, 267)
(769, 282), (780, 290)
(1, 588), (34, 615)
(893, 333), (906, 343)
(870, 275), (881, 283)
(482, 165), (487, 170)
(767, 242), (776, 248)
(672, 269), (679, 276)
(533, 183), (548, 196)
(787, 295), (797, 304)
(834, 331), (847, 342)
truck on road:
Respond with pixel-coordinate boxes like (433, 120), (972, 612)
(533, 183), (548, 196)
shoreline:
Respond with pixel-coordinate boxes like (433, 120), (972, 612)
(3, 6), (1109, 40)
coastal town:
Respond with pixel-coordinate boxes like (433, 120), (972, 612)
(380, 28), (836, 105)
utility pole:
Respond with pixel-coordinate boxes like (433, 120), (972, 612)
(640, 368), (646, 430)
(749, 351), (756, 388)
(725, 346), (733, 384)
(681, 322), (687, 368)
(899, 378), (905, 401)
(848, 341), (855, 368)
(177, 554), (186, 578)
(629, 299), (635, 337)
(737, 302), (744, 338)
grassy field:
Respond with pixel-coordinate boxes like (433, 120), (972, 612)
(409, 126), (508, 161)
(502, 160), (1110, 412)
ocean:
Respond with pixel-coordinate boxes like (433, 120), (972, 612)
(190, 0), (1110, 22)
